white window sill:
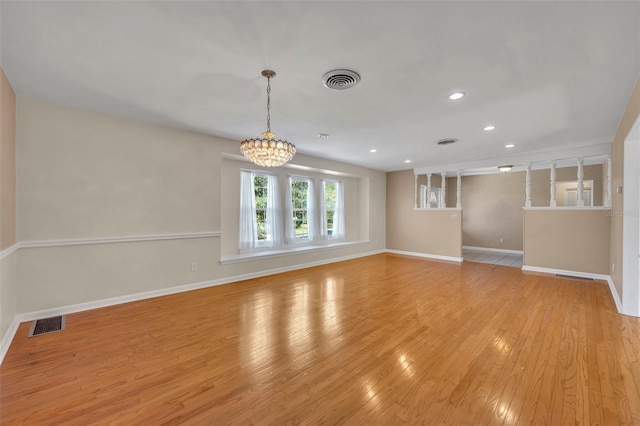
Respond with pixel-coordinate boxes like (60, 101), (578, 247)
(220, 240), (370, 264)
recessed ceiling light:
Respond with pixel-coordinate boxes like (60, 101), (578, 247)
(405, 159), (412, 163)
(318, 133), (330, 138)
(370, 149), (377, 153)
(449, 92), (465, 100)
(484, 125), (496, 131)
(505, 144), (515, 148)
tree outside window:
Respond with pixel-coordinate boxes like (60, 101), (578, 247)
(290, 179), (310, 240)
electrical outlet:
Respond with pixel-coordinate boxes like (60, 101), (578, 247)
(612, 263), (615, 273)
(499, 238), (504, 243)
(191, 262), (198, 272)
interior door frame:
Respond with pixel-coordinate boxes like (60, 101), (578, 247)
(623, 115), (640, 316)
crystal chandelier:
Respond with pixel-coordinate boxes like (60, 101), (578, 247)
(240, 70), (296, 167)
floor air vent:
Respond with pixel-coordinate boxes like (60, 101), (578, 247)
(28, 316), (66, 337)
(555, 274), (594, 281)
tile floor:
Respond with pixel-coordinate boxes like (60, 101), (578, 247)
(463, 248), (523, 268)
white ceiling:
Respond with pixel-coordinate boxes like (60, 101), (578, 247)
(2, 1), (639, 172)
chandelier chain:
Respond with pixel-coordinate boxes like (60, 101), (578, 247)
(266, 76), (271, 133)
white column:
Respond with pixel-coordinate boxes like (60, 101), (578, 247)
(606, 156), (612, 208)
(577, 157), (585, 207)
(456, 172), (462, 208)
(525, 163), (532, 207)
(426, 173), (432, 209)
(414, 173), (418, 209)
(550, 161), (557, 207)
(441, 172), (447, 208)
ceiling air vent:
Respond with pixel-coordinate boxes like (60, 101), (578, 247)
(322, 69), (361, 90)
(436, 138), (458, 145)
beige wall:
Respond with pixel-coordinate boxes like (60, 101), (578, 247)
(1, 67), (16, 250)
(0, 67), (17, 343)
(455, 172), (525, 251)
(611, 76), (640, 298)
(14, 97), (386, 314)
(17, 97), (221, 240)
(524, 209), (610, 275)
(387, 170), (462, 258)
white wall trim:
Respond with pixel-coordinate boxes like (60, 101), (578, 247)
(606, 276), (623, 314)
(522, 206), (610, 211)
(18, 232), (222, 249)
(622, 113), (640, 317)
(0, 243), (19, 260)
(220, 240), (370, 264)
(522, 265), (609, 281)
(413, 207), (462, 211)
(0, 317), (20, 365)
(0, 249), (384, 365)
(414, 143), (610, 176)
(463, 246), (523, 255)
(386, 249), (463, 263)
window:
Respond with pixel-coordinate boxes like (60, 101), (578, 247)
(323, 180), (344, 239)
(238, 171), (282, 250)
(239, 171), (345, 252)
(289, 177), (315, 242)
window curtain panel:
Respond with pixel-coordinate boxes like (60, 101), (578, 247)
(238, 170), (257, 250)
(334, 181), (345, 239)
(320, 181), (329, 240)
(266, 174), (283, 247)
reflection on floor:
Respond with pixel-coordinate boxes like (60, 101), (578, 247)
(463, 248), (523, 268)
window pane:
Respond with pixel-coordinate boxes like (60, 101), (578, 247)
(323, 180), (343, 238)
(256, 209), (267, 241)
(294, 210), (308, 239)
(324, 182), (336, 210)
(326, 209), (334, 235)
(254, 175), (271, 242)
(290, 179), (310, 241)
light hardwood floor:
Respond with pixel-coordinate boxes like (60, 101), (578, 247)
(2, 253), (640, 424)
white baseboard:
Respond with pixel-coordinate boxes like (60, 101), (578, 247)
(386, 249), (463, 263)
(0, 249), (385, 365)
(463, 246), (523, 255)
(521, 265), (610, 281)
(522, 265), (623, 314)
(0, 317), (20, 365)
(606, 276), (623, 314)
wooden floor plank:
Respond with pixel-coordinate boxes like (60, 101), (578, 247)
(1, 254), (640, 424)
